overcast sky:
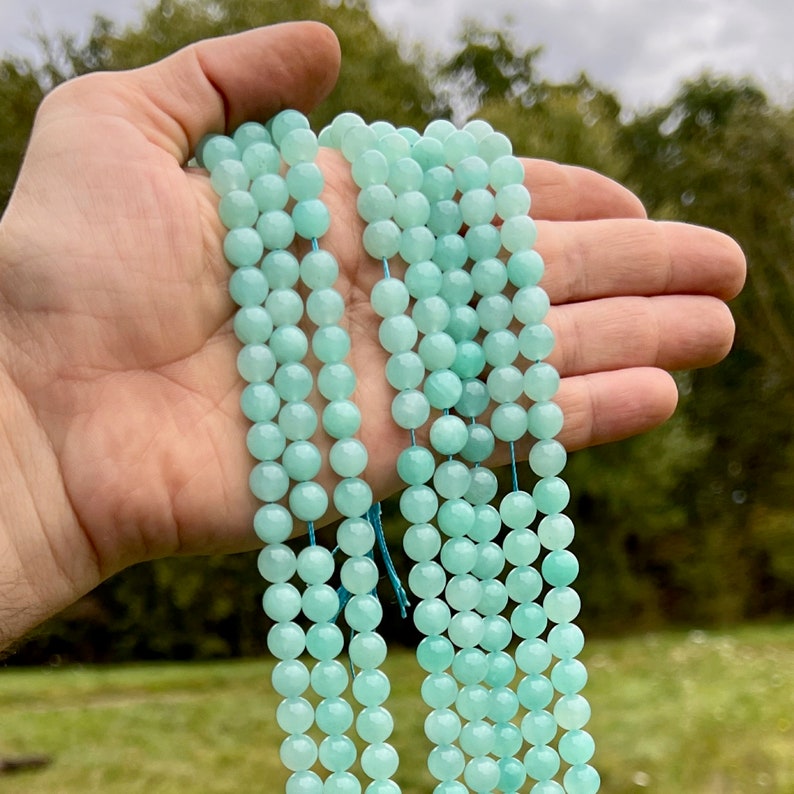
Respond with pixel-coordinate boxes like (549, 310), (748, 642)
(0, 0), (791, 111)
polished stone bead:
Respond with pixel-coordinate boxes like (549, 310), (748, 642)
(268, 621), (306, 661)
(357, 183), (396, 222)
(271, 109), (311, 146)
(242, 141), (280, 179)
(464, 466), (498, 506)
(224, 227), (264, 268)
(413, 295), (451, 334)
(456, 684), (490, 721)
(518, 673), (554, 713)
(400, 484), (439, 523)
(263, 582), (302, 623)
(471, 257), (508, 298)
(513, 285), (550, 324)
(511, 603), (547, 640)
(234, 120), (270, 149)
(519, 323), (555, 362)
(551, 658), (588, 695)
(506, 565), (543, 604)
(490, 402), (527, 442)
(229, 266), (268, 307)
(378, 314), (418, 353)
(317, 362), (356, 401)
(300, 248), (339, 290)
(388, 157), (424, 193)
(429, 414), (469, 456)
(440, 537), (477, 575)
(280, 128), (319, 167)
(409, 561), (447, 599)
(199, 134), (239, 170)
(547, 622), (585, 659)
(361, 742), (399, 781)
(461, 423), (494, 463)
(403, 522), (442, 561)
(472, 541), (505, 580)
(394, 190), (431, 228)
(302, 584), (340, 623)
(276, 695), (314, 734)
(543, 549), (580, 588)
(427, 744), (465, 783)
(445, 576), (481, 614)
(420, 673), (457, 709)
(528, 401), (565, 440)
(433, 233), (468, 271)
(391, 389), (430, 430)
(491, 721), (523, 759)
(476, 294), (513, 331)
(499, 490), (537, 530)
(337, 517), (376, 556)
(485, 651), (516, 687)
(219, 189), (258, 229)
(564, 764), (601, 794)
(293, 199), (331, 239)
(279, 733), (317, 772)
(363, 219), (402, 259)
(534, 476), (571, 514)
(424, 369), (463, 410)
(306, 622), (345, 661)
(234, 306), (273, 344)
(274, 362), (312, 403)
(444, 130), (478, 167)
(247, 421), (285, 461)
(416, 634), (455, 673)
(413, 598), (451, 636)
(278, 401), (318, 441)
(455, 378), (490, 418)
(286, 161), (324, 200)
(544, 586), (581, 624)
(418, 332), (457, 370)
(427, 199), (463, 237)
(554, 694), (591, 730)
(251, 173), (289, 212)
(329, 438), (368, 478)
(315, 696), (354, 735)
(345, 594), (384, 634)
(349, 631), (388, 670)
(516, 638), (552, 676)
(371, 277), (410, 318)
(463, 755), (500, 793)
(478, 131), (512, 163)
(334, 477), (373, 518)
(341, 123), (378, 162)
(312, 325), (351, 364)
(503, 528), (541, 567)
(470, 504), (502, 542)
(352, 668), (391, 707)
(322, 399), (361, 439)
(440, 268), (474, 306)
(459, 188), (496, 227)
(386, 351), (425, 390)
(288, 481), (329, 522)
(256, 209), (296, 250)
(376, 130), (409, 162)
(524, 362), (561, 401)
(523, 744), (560, 783)
(249, 460), (289, 502)
(424, 709), (462, 746)
(508, 248), (545, 287)
(318, 734), (357, 772)
(423, 165), (457, 201)
(211, 159), (249, 196)
(538, 513), (575, 550)
(558, 729), (595, 765)
(451, 340), (486, 379)
(465, 224), (501, 261)
(254, 503), (293, 544)
(328, 111), (365, 148)
(396, 445), (435, 485)
(496, 757), (527, 793)
(454, 155), (490, 192)
(487, 365), (524, 404)
(310, 659), (349, 698)
(411, 136), (446, 170)
(283, 440), (322, 482)
(405, 259), (443, 299)
(269, 325), (309, 364)
(436, 499), (476, 538)
(495, 182), (532, 220)
(356, 705), (394, 744)
(266, 288), (303, 326)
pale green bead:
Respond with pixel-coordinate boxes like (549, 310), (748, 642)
(263, 582), (302, 622)
(376, 130), (410, 162)
(413, 295), (451, 334)
(353, 149), (390, 188)
(464, 466), (498, 505)
(394, 190), (431, 228)
(455, 377), (490, 419)
(329, 111), (365, 148)
(275, 694), (314, 733)
(456, 684), (490, 721)
(472, 541), (505, 580)
(357, 184), (396, 222)
(418, 332), (457, 370)
(270, 109), (311, 145)
(210, 159), (249, 195)
(470, 504), (501, 543)
(385, 351), (424, 390)
(345, 595), (384, 634)
(413, 598), (451, 636)
(388, 156), (425, 193)
(198, 134), (239, 170)
(318, 362), (356, 400)
(397, 125), (421, 145)
(233, 306), (272, 344)
(478, 580), (509, 617)
(293, 199), (330, 239)
(265, 288), (303, 326)
(240, 382), (280, 422)
(495, 183), (531, 220)
(396, 445), (435, 485)
(489, 154), (525, 189)
(424, 368), (463, 410)
(312, 325), (351, 364)
(341, 122), (378, 162)
(558, 730), (596, 765)
(490, 402), (527, 442)
(554, 693), (591, 730)
(272, 659), (310, 698)
(224, 227), (264, 268)
(403, 523), (441, 561)
(476, 294), (513, 331)
(424, 708), (461, 746)
(501, 214), (538, 253)
(422, 165), (456, 201)
(269, 325), (308, 364)
(461, 423), (494, 463)
(513, 285), (550, 324)
(538, 513), (575, 551)
(241, 141), (280, 179)
(329, 438), (368, 478)
(371, 277), (409, 317)
(250, 460), (289, 503)
(315, 696), (354, 735)
(433, 233), (468, 270)
(247, 421), (285, 461)
(363, 219), (402, 259)
(318, 737), (357, 774)
(262, 249), (299, 288)
(492, 721), (523, 759)
(307, 288), (344, 325)
(454, 155), (490, 192)
(322, 399), (362, 439)
(340, 555), (379, 596)
(288, 480), (328, 522)
(459, 188), (496, 226)
(412, 135), (446, 170)
(508, 248), (544, 286)
(516, 638), (552, 676)
(465, 223), (501, 260)
(253, 503), (292, 544)
(433, 460), (471, 499)
(519, 323), (555, 362)
(405, 260), (442, 298)
(423, 118), (456, 141)
(400, 226), (436, 263)
(282, 440), (322, 481)
(256, 209), (295, 250)
(471, 257), (508, 297)
(496, 757), (527, 792)
(512, 603), (548, 642)
(234, 121), (270, 149)
(524, 362), (561, 401)
(523, 744), (560, 782)
(361, 742), (399, 781)
(219, 190), (258, 228)
(550, 656), (587, 696)
(528, 401), (565, 439)
(463, 755), (500, 792)
(229, 266), (268, 307)
(429, 414), (468, 455)
(564, 763), (601, 794)
(302, 584), (340, 623)
(349, 631), (388, 670)
(548, 622), (585, 659)
(500, 490), (537, 529)
(445, 575), (481, 612)
(482, 329), (519, 366)
(534, 476), (571, 514)
(300, 248), (339, 290)
(503, 529), (541, 566)
(416, 634), (455, 672)
(278, 400), (318, 441)
(311, 658), (349, 698)
(529, 439), (567, 477)
(337, 516), (375, 555)
(237, 343), (276, 383)
(440, 268), (474, 306)
(446, 306), (479, 342)
(543, 585), (581, 624)
(420, 672), (457, 710)
(356, 707), (394, 745)
(280, 128), (318, 166)
(409, 560), (446, 599)
(296, 545), (335, 585)
(444, 129), (478, 167)
(437, 498), (476, 537)
(478, 131), (512, 163)
(333, 477), (373, 518)
(279, 733), (316, 771)
(378, 314), (418, 353)
(427, 199), (463, 236)
(251, 173), (289, 211)
(400, 484), (438, 523)
(487, 365), (524, 404)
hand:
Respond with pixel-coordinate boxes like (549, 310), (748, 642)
(0, 22), (745, 649)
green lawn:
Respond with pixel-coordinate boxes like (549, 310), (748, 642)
(1, 624), (793, 792)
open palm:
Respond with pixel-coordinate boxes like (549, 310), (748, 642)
(0, 22), (744, 647)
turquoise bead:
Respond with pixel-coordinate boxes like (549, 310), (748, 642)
(451, 340), (486, 379)
(363, 219), (402, 259)
(440, 537), (477, 575)
(278, 401), (318, 441)
(388, 157), (424, 193)
(269, 325), (308, 364)
(274, 362), (313, 402)
(251, 173), (289, 211)
(378, 314), (418, 353)
(454, 155), (490, 192)
(492, 721), (523, 759)
(424, 369), (463, 410)
(254, 503), (292, 544)
(429, 414), (468, 456)
(471, 257), (508, 297)
(312, 325), (351, 364)
(443, 130), (478, 167)
(265, 288), (303, 326)
(464, 466), (498, 505)
(249, 460), (289, 502)
(394, 190), (431, 228)
(411, 136), (446, 170)
(360, 742), (399, 781)
(463, 756), (500, 793)
(499, 491), (537, 530)
(427, 199), (463, 236)
(420, 673), (457, 708)
(461, 423), (494, 464)
(397, 445), (436, 485)
(433, 461), (471, 499)
(262, 249), (299, 288)
(465, 224), (501, 260)
(310, 659), (349, 698)
(427, 744), (465, 783)
(551, 658), (588, 694)
(558, 730), (595, 765)
(416, 634), (455, 673)
(242, 141), (280, 179)
(554, 694), (591, 730)
(419, 332), (457, 370)
(349, 632), (388, 670)
(268, 621), (305, 661)
(263, 583), (301, 622)
(224, 227), (264, 268)
(337, 517), (375, 555)
(333, 477), (373, 518)
(547, 622), (585, 659)
(270, 109), (311, 146)
(403, 523), (441, 561)
(409, 561), (447, 599)
(495, 183), (531, 220)
(292, 199), (331, 239)
(543, 549), (580, 587)
(322, 399), (361, 439)
(219, 190), (258, 228)
(516, 638), (552, 675)
(455, 378), (490, 418)
(519, 323), (556, 362)
(503, 529), (541, 567)
(300, 248), (339, 289)
(306, 622), (345, 661)
(282, 440), (322, 482)
(544, 586), (581, 623)
(423, 165), (456, 201)
(513, 285), (550, 324)
(490, 402), (527, 442)
(302, 585), (340, 623)
(445, 575), (481, 611)
(486, 364), (524, 403)
(534, 476), (571, 514)
(464, 119), (494, 141)
(229, 266), (268, 306)
(357, 184), (396, 222)
(371, 278), (410, 318)
(524, 362), (561, 401)
(199, 134), (239, 170)
(413, 598), (451, 635)
(315, 696), (354, 735)
(286, 161), (324, 200)
(330, 438), (368, 478)
(489, 154), (525, 190)
(280, 127), (318, 166)
(440, 269), (474, 306)
(279, 733), (317, 771)
(288, 481), (328, 522)
(386, 351), (425, 390)
(318, 362), (356, 400)
(424, 709), (461, 746)
(433, 233), (468, 271)
(506, 566), (543, 604)
(511, 603), (547, 639)
(477, 587), (508, 623)
(247, 421), (285, 461)
(470, 504), (501, 542)
(508, 248), (545, 286)
(528, 401), (564, 439)
(234, 306), (273, 344)
(476, 293), (512, 331)
(345, 594), (384, 633)
(436, 499), (475, 540)
(210, 158), (248, 195)
(456, 684), (489, 721)
(353, 149), (390, 188)
(523, 745), (560, 783)
(482, 329), (519, 366)
(391, 389), (430, 430)
(538, 513), (575, 550)
(405, 260), (442, 299)
(352, 668), (390, 707)
(400, 484), (438, 523)
(234, 121), (270, 149)
(256, 209), (295, 250)
(564, 764), (601, 794)
(276, 695), (314, 734)
(459, 188), (496, 226)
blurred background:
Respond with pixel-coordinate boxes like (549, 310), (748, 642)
(0, 0), (791, 665)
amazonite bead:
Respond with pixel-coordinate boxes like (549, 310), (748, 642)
(357, 706), (394, 743)
(329, 438), (368, 478)
(300, 248), (339, 289)
(424, 709), (461, 746)
(337, 517), (375, 555)
(263, 583), (302, 622)
(464, 466), (498, 505)
(293, 199), (330, 239)
(452, 647), (488, 685)
(427, 745), (465, 783)
(497, 758), (527, 793)
(278, 401), (317, 441)
(323, 399), (361, 438)
(242, 141), (280, 179)
(451, 340), (486, 379)
(349, 631), (387, 670)
(361, 742), (399, 781)
(437, 499), (476, 538)
(266, 288), (303, 326)
(315, 697), (354, 735)
(288, 481), (328, 522)
(421, 673), (457, 708)
(507, 566), (543, 604)
(224, 227), (264, 268)
(521, 710), (557, 748)
(280, 128), (318, 167)
(219, 190), (258, 229)
(430, 414), (468, 456)
(279, 734), (317, 772)
(357, 184), (396, 223)
(276, 695), (314, 734)
(482, 329), (518, 367)
(352, 668), (390, 707)
(470, 504), (501, 542)
(440, 269), (474, 306)
(234, 121), (270, 148)
(268, 621), (305, 660)
(516, 638), (552, 675)
(311, 659), (348, 698)
(554, 694), (591, 730)
(547, 622), (585, 659)
(386, 351), (424, 390)
(424, 369), (463, 410)
(371, 278), (409, 317)
(492, 721), (523, 760)
(518, 673), (554, 712)
(341, 123), (378, 162)
(271, 109), (311, 145)
(495, 184), (531, 223)
(413, 598), (451, 635)
(256, 209), (295, 250)
(199, 134), (239, 170)
(445, 575), (481, 613)
(564, 764), (601, 794)
(456, 684), (489, 721)
(391, 389), (430, 430)
(419, 332), (457, 370)
(500, 491), (537, 530)
(551, 658), (588, 694)
(388, 157), (424, 193)
(302, 585), (340, 623)
(345, 594), (384, 633)
(377, 130), (410, 162)
(528, 401), (564, 440)
(269, 325), (308, 364)
(378, 314), (418, 353)
(250, 173), (289, 212)
(306, 622), (345, 661)
(416, 634), (455, 672)
(274, 362), (312, 402)
(487, 365), (524, 403)
(319, 736), (357, 772)
(272, 659), (310, 697)
(247, 421), (285, 461)
(463, 756), (500, 793)
(234, 306), (273, 344)
(534, 476), (571, 514)
(405, 259), (442, 298)
(312, 325), (351, 364)
(400, 227), (435, 263)
(249, 460), (289, 502)
(229, 266), (268, 306)
(455, 378), (489, 418)
(465, 224), (501, 260)
(409, 561), (446, 599)
(503, 529), (541, 568)
(283, 441), (322, 482)
(524, 745), (560, 783)
(544, 586), (581, 623)
(211, 158), (248, 195)
(558, 730), (595, 765)
(478, 131), (512, 163)
(285, 161), (324, 200)
(413, 296), (451, 334)
(524, 362), (561, 401)
(461, 423), (494, 463)
(472, 541), (505, 580)
(543, 549), (579, 587)
(508, 248), (544, 286)
(254, 503), (292, 544)
(443, 129), (478, 166)
(363, 219), (401, 259)
(513, 285), (550, 325)
(424, 119), (456, 141)
(459, 188), (495, 227)
(511, 603), (547, 640)
(490, 402), (527, 442)
(317, 362), (356, 400)
(440, 537), (477, 575)
(334, 477), (373, 518)
(433, 461), (471, 500)
(396, 445), (435, 485)
(433, 233), (468, 271)
(454, 155), (490, 192)
(423, 165), (456, 201)
(394, 190), (431, 228)
(476, 294), (513, 331)
(427, 200), (463, 237)
(519, 323), (555, 362)
(412, 135), (446, 170)
(261, 249), (299, 289)
(485, 652), (516, 687)
(538, 513), (575, 550)
(400, 484), (438, 523)
(471, 257), (508, 297)
(329, 111), (365, 147)
(403, 523), (441, 561)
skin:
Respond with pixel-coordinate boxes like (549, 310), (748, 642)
(0, 22), (745, 652)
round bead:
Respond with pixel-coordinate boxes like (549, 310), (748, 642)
(503, 529), (541, 567)
(263, 583), (302, 623)
(310, 660), (349, 698)
(254, 503), (293, 544)
(247, 421), (285, 461)
(273, 362), (312, 403)
(421, 672), (457, 709)
(405, 259), (443, 299)
(465, 224), (501, 261)
(371, 278), (410, 318)
(337, 517), (376, 556)
(349, 632), (388, 670)
(409, 561), (446, 599)
(424, 709), (461, 746)
(534, 476), (571, 514)
(554, 694), (592, 730)
(302, 585), (340, 623)
(446, 306), (479, 342)
(400, 485), (439, 523)
(278, 401), (318, 441)
(564, 764), (601, 794)
(516, 638), (553, 675)
(352, 668), (391, 707)
(544, 586), (581, 624)
(356, 706), (394, 743)
(487, 365), (524, 404)
(416, 635), (455, 673)
(434, 234), (468, 271)
(249, 460), (289, 502)
(403, 523), (441, 561)
(361, 743), (399, 781)
(224, 227), (264, 268)
(455, 379), (490, 418)
(463, 756), (500, 793)
(280, 734), (318, 772)
(241, 382), (279, 423)
(440, 537), (477, 575)
(229, 266), (268, 307)
(547, 622), (585, 659)
(523, 745), (560, 783)
(329, 438), (368, 478)
(424, 369), (463, 411)
(391, 390), (430, 430)
(418, 332), (457, 371)
(524, 362), (561, 401)
(323, 400), (362, 439)
(251, 173), (289, 212)
(506, 566), (543, 604)
(529, 439), (567, 477)
(394, 190), (431, 228)
(386, 351), (424, 390)
(256, 209), (295, 250)
(451, 340), (486, 379)
(283, 441), (322, 482)
(296, 545), (335, 585)
(476, 293), (512, 331)
(334, 478), (373, 518)
(300, 249), (339, 289)
(456, 684), (490, 721)
(268, 622), (305, 660)
(312, 325), (351, 364)
(357, 184), (396, 222)
(413, 598), (451, 636)
(269, 325), (309, 364)
(558, 730), (596, 765)
(293, 199), (330, 239)
(461, 423), (494, 464)
(288, 481), (328, 522)
(412, 136), (446, 170)
(482, 619), (515, 654)
(306, 622), (345, 661)
(423, 165), (457, 200)
(219, 189), (258, 229)
(542, 549), (580, 587)
(427, 744), (465, 783)
(199, 134), (239, 170)
(495, 182), (532, 220)
(521, 709), (558, 747)
(464, 467), (498, 506)
(272, 660), (310, 698)
(413, 295), (451, 335)
(538, 513), (575, 550)
(477, 580), (509, 616)
(345, 594), (384, 633)
(447, 611), (484, 650)
(429, 414), (469, 456)
(211, 159), (248, 195)
(341, 555), (380, 595)
(551, 658), (588, 694)
(490, 402), (527, 442)
(271, 109), (311, 145)
(499, 490), (537, 529)
(492, 721), (523, 759)
(306, 288), (344, 325)
(469, 504), (501, 542)
(363, 219), (402, 259)
(379, 314), (418, 353)
(315, 697), (354, 735)
(528, 401), (565, 440)
(497, 757), (527, 793)
(318, 362), (356, 401)
(388, 157), (424, 193)
(286, 161), (324, 200)
(511, 603), (547, 640)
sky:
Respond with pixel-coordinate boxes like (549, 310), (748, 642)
(0, 0), (792, 112)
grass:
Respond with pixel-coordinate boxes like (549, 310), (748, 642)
(1, 624), (794, 792)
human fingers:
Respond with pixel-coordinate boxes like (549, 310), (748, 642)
(547, 293), (737, 376)
(538, 218), (746, 303)
(523, 159), (647, 221)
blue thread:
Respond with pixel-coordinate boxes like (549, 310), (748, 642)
(509, 441), (519, 492)
(308, 520), (316, 546)
(368, 502), (410, 618)
(311, 237), (320, 252)
(410, 428), (416, 446)
(381, 256), (391, 279)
